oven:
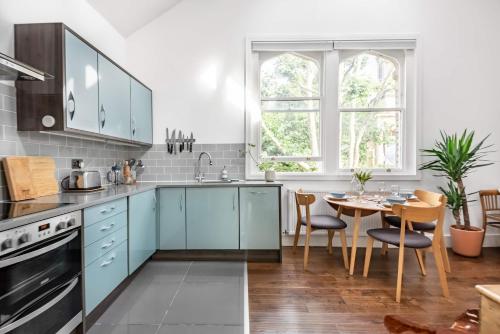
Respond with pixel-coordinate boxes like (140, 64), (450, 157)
(0, 211), (82, 334)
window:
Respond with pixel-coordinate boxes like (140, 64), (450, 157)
(259, 52), (322, 172)
(338, 50), (404, 170)
(245, 38), (417, 179)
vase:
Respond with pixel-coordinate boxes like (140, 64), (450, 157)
(264, 170), (276, 182)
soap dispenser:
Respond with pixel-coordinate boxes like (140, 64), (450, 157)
(221, 166), (228, 181)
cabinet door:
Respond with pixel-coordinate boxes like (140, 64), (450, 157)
(240, 187), (280, 249)
(130, 78), (153, 144)
(159, 188), (186, 250)
(98, 55), (131, 139)
(186, 187), (239, 249)
(129, 189), (157, 274)
(64, 30), (99, 133)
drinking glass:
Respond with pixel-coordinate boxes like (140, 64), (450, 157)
(390, 184), (400, 196)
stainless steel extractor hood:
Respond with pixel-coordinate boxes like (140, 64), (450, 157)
(0, 52), (53, 81)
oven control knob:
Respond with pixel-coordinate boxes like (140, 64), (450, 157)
(56, 221), (68, 231)
(18, 233), (31, 245)
(66, 218), (76, 227)
(1, 238), (13, 251)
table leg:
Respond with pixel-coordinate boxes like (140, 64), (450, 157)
(349, 209), (362, 276)
(380, 211), (389, 256)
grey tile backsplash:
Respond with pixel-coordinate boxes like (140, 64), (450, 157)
(0, 83), (245, 201)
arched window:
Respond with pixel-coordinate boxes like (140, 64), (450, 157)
(338, 51), (404, 170)
(258, 52), (322, 172)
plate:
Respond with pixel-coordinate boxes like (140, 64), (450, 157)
(327, 195), (351, 201)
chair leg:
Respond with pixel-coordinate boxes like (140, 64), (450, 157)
(381, 214), (389, 256)
(327, 230), (334, 255)
(396, 245), (405, 303)
(363, 237), (374, 277)
(415, 249), (427, 276)
(432, 243), (449, 298)
(340, 230), (349, 270)
(304, 225), (312, 270)
(440, 236), (451, 273)
(293, 220), (302, 253)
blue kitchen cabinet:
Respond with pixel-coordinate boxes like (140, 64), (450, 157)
(129, 189), (157, 274)
(130, 78), (153, 144)
(98, 55), (131, 140)
(186, 187), (239, 249)
(159, 188), (186, 250)
(64, 30), (99, 133)
(239, 187), (280, 249)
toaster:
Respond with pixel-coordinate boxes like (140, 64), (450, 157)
(65, 170), (102, 190)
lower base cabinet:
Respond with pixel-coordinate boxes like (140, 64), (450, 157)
(85, 241), (128, 314)
(129, 189), (157, 274)
(159, 188), (186, 250)
(186, 187), (239, 249)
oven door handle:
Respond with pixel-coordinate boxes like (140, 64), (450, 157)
(0, 277), (79, 334)
(0, 231), (78, 269)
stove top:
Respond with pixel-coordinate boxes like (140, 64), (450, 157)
(0, 202), (72, 221)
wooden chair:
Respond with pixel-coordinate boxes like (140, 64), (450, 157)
(294, 189), (349, 270)
(363, 199), (450, 302)
(479, 189), (500, 247)
(381, 189), (451, 273)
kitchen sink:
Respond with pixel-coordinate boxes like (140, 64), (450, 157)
(200, 180), (233, 184)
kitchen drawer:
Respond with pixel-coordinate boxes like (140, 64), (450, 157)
(85, 226), (127, 267)
(85, 241), (128, 314)
(84, 198), (127, 226)
(84, 211), (127, 247)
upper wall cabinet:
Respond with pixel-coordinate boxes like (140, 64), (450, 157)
(98, 55), (131, 140)
(14, 23), (153, 146)
(64, 30), (99, 133)
(131, 78), (153, 144)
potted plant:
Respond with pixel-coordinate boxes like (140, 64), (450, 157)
(352, 169), (372, 196)
(420, 130), (493, 257)
(244, 143), (276, 182)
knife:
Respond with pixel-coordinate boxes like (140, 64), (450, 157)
(172, 129), (176, 155)
(178, 131), (183, 153)
(189, 132), (193, 152)
(166, 128), (170, 153)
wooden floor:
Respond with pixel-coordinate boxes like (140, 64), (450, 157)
(248, 246), (500, 333)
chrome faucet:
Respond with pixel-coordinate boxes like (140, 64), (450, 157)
(195, 152), (213, 182)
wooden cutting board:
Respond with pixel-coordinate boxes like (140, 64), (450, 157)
(2, 156), (59, 201)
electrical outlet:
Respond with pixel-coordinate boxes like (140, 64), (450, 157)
(71, 159), (84, 169)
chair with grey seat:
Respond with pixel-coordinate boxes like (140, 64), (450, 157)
(381, 189), (451, 273)
(363, 198), (450, 303)
(293, 189), (349, 270)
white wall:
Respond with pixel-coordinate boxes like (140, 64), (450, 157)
(126, 0), (500, 238)
(0, 0), (126, 66)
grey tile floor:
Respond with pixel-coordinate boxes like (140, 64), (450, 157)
(88, 261), (245, 334)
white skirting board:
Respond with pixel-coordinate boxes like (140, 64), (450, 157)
(282, 233), (500, 248)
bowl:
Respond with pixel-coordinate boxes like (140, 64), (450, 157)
(399, 191), (414, 199)
(330, 192), (346, 198)
(386, 196), (407, 205)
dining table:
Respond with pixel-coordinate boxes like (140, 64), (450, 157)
(323, 193), (431, 275)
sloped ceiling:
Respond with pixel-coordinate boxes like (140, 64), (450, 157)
(87, 0), (183, 37)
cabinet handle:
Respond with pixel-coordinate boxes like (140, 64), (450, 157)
(68, 91), (76, 120)
(153, 194), (157, 211)
(233, 193), (236, 211)
(101, 239), (115, 249)
(99, 206), (115, 214)
(100, 255), (116, 267)
(179, 194), (183, 212)
(250, 191), (266, 195)
(132, 117), (136, 137)
(100, 104), (106, 128)
(100, 223), (115, 231)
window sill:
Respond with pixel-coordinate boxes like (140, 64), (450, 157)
(245, 171), (422, 181)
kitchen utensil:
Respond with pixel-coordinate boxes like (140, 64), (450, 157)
(178, 131), (182, 153)
(172, 129), (176, 155)
(166, 128), (170, 153)
(189, 132), (193, 152)
(3, 156), (59, 201)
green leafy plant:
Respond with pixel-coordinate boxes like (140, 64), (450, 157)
(420, 130), (493, 229)
(352, 169), (373, 186)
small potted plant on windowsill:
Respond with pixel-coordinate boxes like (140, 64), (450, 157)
(420, 130), (494, 257)
(244, 143), (276, 182)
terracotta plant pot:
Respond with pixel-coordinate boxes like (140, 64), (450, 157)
(449, 224), (485, 257)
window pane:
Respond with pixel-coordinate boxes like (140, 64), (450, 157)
(339, 111), (401, 169)
(261, 99), (319, 111)
(339, 52), (400, 108)
(261, 53), (320, 98)
(261, 111), (320, 158)
(259, 161), (320, 173)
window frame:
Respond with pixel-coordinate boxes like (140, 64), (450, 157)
(245, 35), (420, 181)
